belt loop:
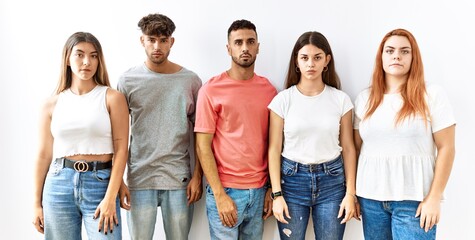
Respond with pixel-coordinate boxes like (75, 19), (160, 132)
(61, 157), (65, 168)
(323, 161), (328, 173)
(93, 161), (97, 172)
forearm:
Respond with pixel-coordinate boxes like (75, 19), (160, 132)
(33, 156), (52, 207)
(103, 150), (127, 202)
(197, 148), (225, 196)
(427, 146), (455, 199)
(342, 148), (357, 195)
(268, 148), (282, 192)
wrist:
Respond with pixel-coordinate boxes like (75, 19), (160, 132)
(271, 191), (283, 200)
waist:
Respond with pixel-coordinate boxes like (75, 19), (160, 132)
(282, 154), (342, 173)
(57, 157), (112, 172)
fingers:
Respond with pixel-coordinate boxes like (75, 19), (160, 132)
(32, 218), (45, 234)
(220, 211), (238, 227)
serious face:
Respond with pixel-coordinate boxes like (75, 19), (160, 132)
(227, 29), (259, 68)
(382, 35), (413, 79)
(69, 42), (99, 82)
(141, 34), (174, 65)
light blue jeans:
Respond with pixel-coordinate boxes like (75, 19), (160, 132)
(359, 197), (437, 240)
(205, 185), (266, 240)
(278, 156), (346, 240)
(127, 189), (193, 240)
(42, 158), (121, 240)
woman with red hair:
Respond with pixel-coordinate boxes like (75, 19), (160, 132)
(354, 29), (456, 239)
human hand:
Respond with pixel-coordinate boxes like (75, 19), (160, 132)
(216, 193), (238, 227)
(338, 194), (357, 224)
(416, 196), (441, 232)
(94, 199), (118, 235)
(118, 180), (131, 210)
(263, 188), (273, 220)
(187, 176), (203, 205)
(32, 205), (45, 234)
(273, 196), (290, 224)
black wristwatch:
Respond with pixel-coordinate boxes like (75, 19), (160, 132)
(271, 191), (283, 200)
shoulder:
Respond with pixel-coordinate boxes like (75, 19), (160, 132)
(118, 64), (145, 80)
(425, 83), (445, 97)
(326, 86), (350, 97)
(41, 94), (60, 117)
(178, 67), (202, 85)
(105, 87), (127, 105)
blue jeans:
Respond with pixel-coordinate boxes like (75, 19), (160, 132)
(359, 197), (436, 240)
(205, 185), (266, 240)
(42, 158), (121, 240)
(278, 156), (346, 240)
(127, 189), (193, 240)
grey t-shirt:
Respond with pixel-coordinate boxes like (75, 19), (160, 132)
(117, 63), (202, 190)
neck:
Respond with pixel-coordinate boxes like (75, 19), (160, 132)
(385, 74), (407, 94)
(296, 78), (325, 96)
(145, 59), (181, 74)
(70, 79), (97, 95)
(227, 64), (255, 80)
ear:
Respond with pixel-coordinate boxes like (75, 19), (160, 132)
(256, 42), (260, 55)
(140, 36), (145, 47)
(226, 44), (231, 56)
(325, 54), (332, 65)
(170, 37), (175, 48)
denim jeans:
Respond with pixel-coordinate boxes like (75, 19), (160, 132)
(359, 197), (436, 240)
(205, 185), (266, 240)
(42, 158), (121, 240)
(127, 189), (193, 240)
(278, 156), (346, 240)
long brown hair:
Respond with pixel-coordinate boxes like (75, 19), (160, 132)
(284, 31), (340, 89)
(55, 32), (110, 94)
(364, 29), (428, 125)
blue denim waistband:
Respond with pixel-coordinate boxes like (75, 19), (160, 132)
(282, 155), (342, 173)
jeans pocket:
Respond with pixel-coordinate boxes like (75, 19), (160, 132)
(325, 159), (344, 176)
(93, 169), (111, 181)
(281, 158), (298, 176)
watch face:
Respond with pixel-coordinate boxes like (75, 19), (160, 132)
(271, 191), (282, 200)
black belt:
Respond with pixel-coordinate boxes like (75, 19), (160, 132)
(62, 158), (112, 172)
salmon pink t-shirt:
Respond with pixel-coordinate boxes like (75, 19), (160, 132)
(194, 72), (277, 189)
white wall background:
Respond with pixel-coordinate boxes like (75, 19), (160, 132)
(1, 0), (474, 239)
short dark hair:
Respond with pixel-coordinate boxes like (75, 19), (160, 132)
(138, 13), (176, 37)
(227, 19), (257, 39)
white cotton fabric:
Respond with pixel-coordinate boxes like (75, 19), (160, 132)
(268, 85), (353, 164)
(354, 84), (456, 201)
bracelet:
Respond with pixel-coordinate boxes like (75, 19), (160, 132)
(346, 193), (357, 203)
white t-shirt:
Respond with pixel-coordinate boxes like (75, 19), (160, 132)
(268, 85), (353, 164)
(354, 84), (456, 201)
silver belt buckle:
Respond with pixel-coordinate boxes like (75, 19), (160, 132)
(73, 161), (89, 172)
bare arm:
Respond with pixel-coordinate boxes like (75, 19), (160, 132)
(32, 96), (57, 234)
(338, 110), (359, 222)
(268, 111), (290, 223)
(94, 89), (129, 233)
(187, 133), (203, 205)
(196, 132), (237, 227)
(416, 124), (455, 232)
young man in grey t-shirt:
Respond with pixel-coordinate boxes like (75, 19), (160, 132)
(117, 13), (203, 240)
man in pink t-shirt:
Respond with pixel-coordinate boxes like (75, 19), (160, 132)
(194, 19), (277, 239)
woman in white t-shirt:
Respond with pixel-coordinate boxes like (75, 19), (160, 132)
(353, 29), (456, 240)
(268, 31), (359, 240)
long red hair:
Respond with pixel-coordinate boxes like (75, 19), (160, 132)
(364, 29), (428, 125)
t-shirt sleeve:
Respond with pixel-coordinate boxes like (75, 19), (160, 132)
(341, 92), (354, 116)
(353, 91), (366, 130)
(428, 85), (456, 133)
(194, 86), (217, 133)
(267, 91), (286, 119)
(190, 76), (203, 124)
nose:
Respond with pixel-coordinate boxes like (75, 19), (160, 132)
(83, 57), (91, 66)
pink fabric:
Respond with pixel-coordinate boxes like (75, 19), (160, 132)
(195, 72), (277, 189)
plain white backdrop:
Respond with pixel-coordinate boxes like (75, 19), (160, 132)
(1, 0), (474, 239)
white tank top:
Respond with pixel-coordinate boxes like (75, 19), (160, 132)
(51, 85), (114, 158)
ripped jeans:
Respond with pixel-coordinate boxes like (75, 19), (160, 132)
(277, 155), (346, 240)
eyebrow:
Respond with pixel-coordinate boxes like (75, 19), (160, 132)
(73, 49), (98, 54)
(384, 46), (411, 49)
(299, 52), (324, 56)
